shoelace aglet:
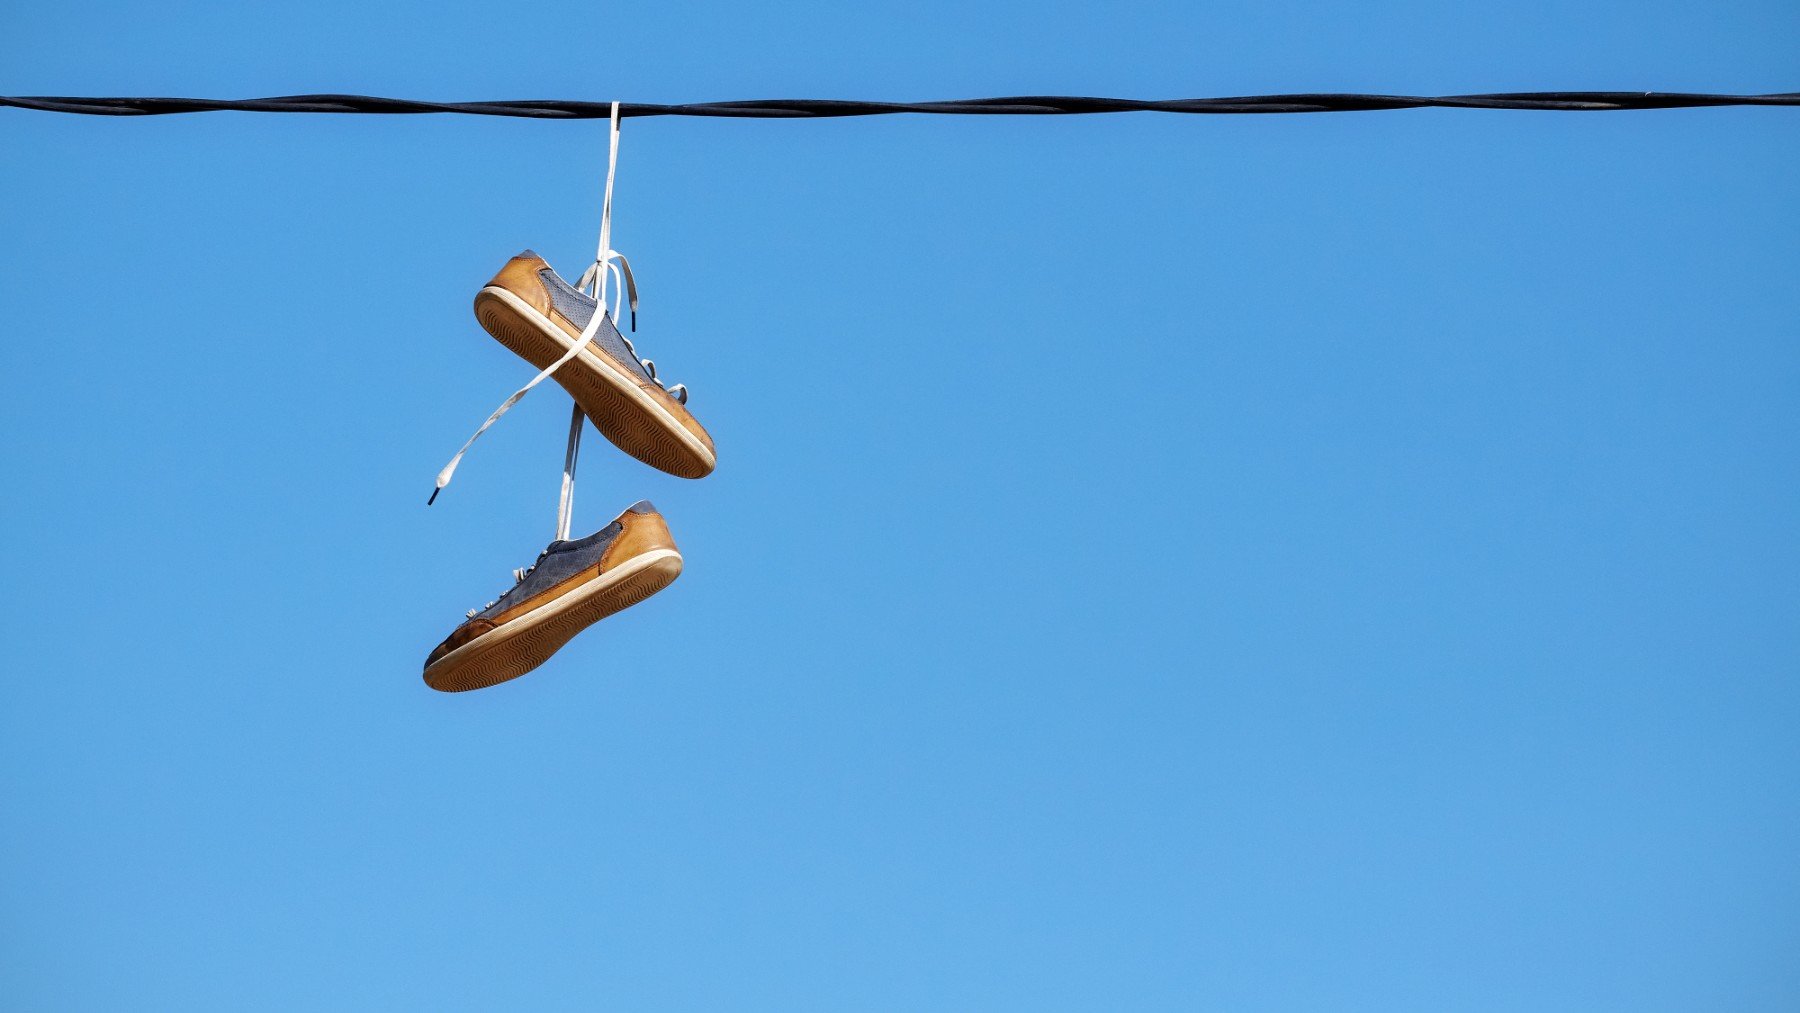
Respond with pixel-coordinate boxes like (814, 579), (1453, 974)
(427, 461), (459, 506)
(630, 308), (637, 332)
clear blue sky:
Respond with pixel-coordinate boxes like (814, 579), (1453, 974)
(3, 1), (1797, 1009)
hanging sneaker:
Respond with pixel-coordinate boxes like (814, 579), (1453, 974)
(423, 501), (683, 692)
(472, 250), (716, 479)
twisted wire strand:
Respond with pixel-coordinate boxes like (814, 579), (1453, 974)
(3, 92), (1798, 119)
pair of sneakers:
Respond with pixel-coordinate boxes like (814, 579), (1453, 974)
(422, 251), (716, 692)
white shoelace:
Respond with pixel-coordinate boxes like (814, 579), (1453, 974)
(556, 401), (584, 542)
(462, 402), (584, 617)
(429, 102), (687, 509)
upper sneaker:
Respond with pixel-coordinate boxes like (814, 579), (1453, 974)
(423, 501), (682, 692)
(474, 251), (717, 479)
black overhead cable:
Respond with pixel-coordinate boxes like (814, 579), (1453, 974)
(3, 91), (1798, 119)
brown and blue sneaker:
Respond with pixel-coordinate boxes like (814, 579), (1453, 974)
(473, 251), (716, 479)
(423, 501), (682, 693)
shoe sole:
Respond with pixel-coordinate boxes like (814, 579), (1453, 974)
(423, 549), (683, 693)
(474, 286), (716, 479)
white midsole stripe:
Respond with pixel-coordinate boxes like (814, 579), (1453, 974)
(482, 286), (714, 467)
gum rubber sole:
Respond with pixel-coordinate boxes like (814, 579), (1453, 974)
(474, 287), (715, 479)
(423, 550), (683, 693)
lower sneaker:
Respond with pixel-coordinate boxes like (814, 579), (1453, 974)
(474, 251), (717, 479)
(423, 501), (682, 692)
